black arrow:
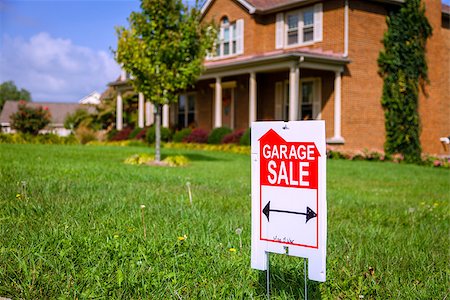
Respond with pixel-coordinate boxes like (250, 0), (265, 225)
(262, 201), (317, 223)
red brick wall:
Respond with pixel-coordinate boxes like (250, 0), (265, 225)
(201, 0), (449, 154)
(338, 0), (388, 152)
(419, 0), (450, 155)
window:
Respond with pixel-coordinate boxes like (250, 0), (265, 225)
(301, 81), (314, 120)
(177, 94), (196, 129)
(211, 17), (244, 58)
(275, 78), (321, 121)
(286, 8), (315, 46)
(275, 4), (322, 49)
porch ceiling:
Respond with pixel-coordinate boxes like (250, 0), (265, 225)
(201, 50), (349, 80)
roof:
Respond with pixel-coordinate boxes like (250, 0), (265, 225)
(201, 0), (406, 15)
(443, 3), (450, 17)
(0, 101), (96, 126)
(201, 48), (349, 79)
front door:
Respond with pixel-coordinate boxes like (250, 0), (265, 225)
(222, 88), (234, 129)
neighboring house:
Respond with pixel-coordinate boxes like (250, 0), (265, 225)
(79, 91), (101, 105)
(111, 0), (449, 155)
(0, 101), (96, 136)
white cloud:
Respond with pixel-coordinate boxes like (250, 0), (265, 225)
(0, 32), (120, 102)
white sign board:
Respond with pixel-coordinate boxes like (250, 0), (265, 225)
(251, 121), (327, 282)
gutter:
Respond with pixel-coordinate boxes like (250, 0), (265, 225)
(344, 0), (349, 57)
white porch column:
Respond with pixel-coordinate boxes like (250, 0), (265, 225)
(214, 77), (222, 128)
(116, 91), (123, 130)
(145, 101), (154, 126)
(249, 72), (257, 124)
(330, 70), (345, 143)
(138, 92), (144, 128)
(162, 104), (169, 128)
(289, 65), (299, 121)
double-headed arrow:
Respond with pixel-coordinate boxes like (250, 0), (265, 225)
(263, 201), (317, 223)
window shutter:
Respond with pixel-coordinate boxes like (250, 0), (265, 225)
(314, 3), (323, 42)
(275, 13), (284, 49)
(236, 19), (244, 55)
(313, 78), (322, 119)
(275, 82), (283, 119)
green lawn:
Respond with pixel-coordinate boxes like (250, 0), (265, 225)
(0, 144), (448, 299)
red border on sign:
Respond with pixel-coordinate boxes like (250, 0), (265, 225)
(259, 183), (319, 249)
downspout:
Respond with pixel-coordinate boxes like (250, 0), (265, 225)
(344, 0), (349, 57)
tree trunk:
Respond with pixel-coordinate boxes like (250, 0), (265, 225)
(155, 104), (162, 162)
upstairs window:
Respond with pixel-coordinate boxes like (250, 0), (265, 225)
(276, 4), (322, 49)
(211, 17), (244, 59)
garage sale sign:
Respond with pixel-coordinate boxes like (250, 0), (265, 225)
(251, 121), (327, 282)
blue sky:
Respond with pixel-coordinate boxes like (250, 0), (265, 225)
(0, 0), (449, 103)
(0, 0), (198, 102)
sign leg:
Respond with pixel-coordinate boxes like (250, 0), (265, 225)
(304, 258), (308, 300)
(266, 252), (270, 300)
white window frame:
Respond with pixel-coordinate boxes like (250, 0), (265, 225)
(209, 18), (244, 60)
(281, 78), (321, 120)
(285, 7), (315, 48)
(277, 3), (322, 49)
(299, 77), (322, 120)
(178, 93), (196, 128)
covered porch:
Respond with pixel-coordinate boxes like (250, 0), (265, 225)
(191, 50), (349, 144)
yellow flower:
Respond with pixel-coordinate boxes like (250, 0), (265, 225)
(178, 234), (187, 241)
(229, 248), (237, 252)
(15, 193), (21, 199)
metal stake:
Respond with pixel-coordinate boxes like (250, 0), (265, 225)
(304, 258), (308, 300)
(266, 252), (270, 300)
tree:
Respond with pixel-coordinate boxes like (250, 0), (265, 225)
(64, 108), (92, 131)
(115, 0), (215, 161)
(378, 0), (432, 163)
(10, 101), (51, 135)
(0, 81), (31, 111)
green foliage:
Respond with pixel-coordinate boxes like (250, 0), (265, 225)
(114, 0), (216, 160)
(124, 153), (155, 165)
(378, 0), (432, 163)
(115, 0), (216, 105)
(207, 127), (232, 144)
(145, 126), (172, 144)
(162, 155), (189, 166)
(10, 101), (51, 135)
(0, 133), (78, 145)
(128, 127), (143, 139)
(75, 126), (98, 145)
(239, 127), (251, 146)
(64, 108), (92, 131)
(0, 81), (31, 111)
(172, 128), (192, 142)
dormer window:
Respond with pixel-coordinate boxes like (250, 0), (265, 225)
(276, 4), (322, 49)
(211, 17), (244, 59)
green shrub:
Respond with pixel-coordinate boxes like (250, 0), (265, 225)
(64, 108), (91, 131)
(75, 126), (97, 145)
(124, 153), (155, 165)
(128, 127), (140, 139)
(163, 155), (189, 167)
(107, 129), (118, 141)
(173, 128), (192, 143)
(35, 133), (62, 144)
(207, 127), (232, 144)
(239, 127), (251, 146)
(146, 126), (172, 144)
(10, 101), (51, 135)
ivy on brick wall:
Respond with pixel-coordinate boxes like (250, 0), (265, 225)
(378, 0), (432, 163)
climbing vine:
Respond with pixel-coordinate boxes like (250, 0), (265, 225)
(378, 0), (432, 163)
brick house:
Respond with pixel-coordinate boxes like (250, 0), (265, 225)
(112, 0), (449, 155)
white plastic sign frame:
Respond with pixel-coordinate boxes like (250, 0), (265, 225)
(251, 121), (327, 282)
